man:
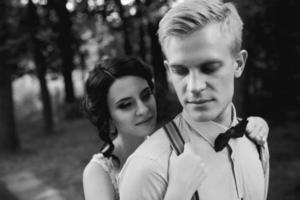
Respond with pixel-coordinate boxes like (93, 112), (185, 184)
(118, 0), (269, 199)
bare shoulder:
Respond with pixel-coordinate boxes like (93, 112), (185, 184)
(83, 161), (110, 181)
(83, 162), (115, 200)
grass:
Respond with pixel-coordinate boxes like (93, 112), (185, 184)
(0, 116), (101, 200)
(1, 112), (300, 200)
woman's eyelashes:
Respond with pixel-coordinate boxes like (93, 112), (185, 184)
(116, 88), (153, 110)
(141, 88), (153, 101)
(117, 101), (132, 110)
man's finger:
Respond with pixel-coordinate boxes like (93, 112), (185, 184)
(246, 117), (255, 133)
(184, 142), (194, 153)
(170, 149), (178, 160)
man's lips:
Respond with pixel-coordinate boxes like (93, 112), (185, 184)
(136, 116), (154, 125)
(185, 99), (213, 104)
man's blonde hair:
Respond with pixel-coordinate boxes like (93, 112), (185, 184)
(158, 0), (244, 55)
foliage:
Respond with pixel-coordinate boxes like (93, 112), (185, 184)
(235, 0), (300, 120)
(0, 0), (27, 75)
(2, 0), (299, 123)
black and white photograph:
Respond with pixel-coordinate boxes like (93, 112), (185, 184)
(1, 0), (299, 200)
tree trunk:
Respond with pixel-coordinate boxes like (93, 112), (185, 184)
(50, 0), (75, 104)
(0, 67), (20, 152)
(0, 0), (20, 152)
(139, 21), (146, 60)
(114, 0), (132, 55)
(28, 0), (54, 132)
(148, 21), (175, 124)
(35, 50), (54, 132)
(148, 21), (168, 92)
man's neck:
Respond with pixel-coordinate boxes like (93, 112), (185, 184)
(182, 102), (235, 128)
(213, 103), (235, 128)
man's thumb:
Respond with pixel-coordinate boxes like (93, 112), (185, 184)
(184, 142), (193, 153)
(170, 149), (178, 162)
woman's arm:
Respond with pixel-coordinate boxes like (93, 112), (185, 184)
(83, 162), (115, 200)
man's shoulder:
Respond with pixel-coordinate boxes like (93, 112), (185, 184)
(119, 128), (173, 200)
(124, 114), (184, 170)
(236, 135), (270, 163)
(119, 127), (172, 182)
(133, 127), (172, 160)
(135, 114), (183, 157)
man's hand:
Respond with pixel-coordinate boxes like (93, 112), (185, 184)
(166, 143), (206, 200)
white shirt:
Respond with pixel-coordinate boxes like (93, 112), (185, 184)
(118, 109), (269, 200)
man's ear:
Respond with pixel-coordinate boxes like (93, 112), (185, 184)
(164, 60), (172, 84)
(164, 60), (171, 77)
(163, 60), (169, 71)
(234, 50), (248, 78)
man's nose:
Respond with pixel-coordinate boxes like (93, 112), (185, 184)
(186, 72), (207, 94)
(136, 100), (149, 116)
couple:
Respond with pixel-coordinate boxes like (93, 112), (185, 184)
(83, 0), (269, 200)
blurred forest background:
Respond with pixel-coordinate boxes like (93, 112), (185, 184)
(0, 0), (299, 200)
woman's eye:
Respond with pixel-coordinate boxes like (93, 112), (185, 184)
(118, 102), (132, 109)
(141, 89), (152, 101)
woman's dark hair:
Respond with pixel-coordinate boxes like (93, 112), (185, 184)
(82, 56), (154, 163)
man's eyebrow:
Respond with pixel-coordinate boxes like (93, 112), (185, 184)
(181, 60), (221, 69)
(200, 59), (222, 66)
(169, 64), (188, 68)
(169, 60), (222, 69)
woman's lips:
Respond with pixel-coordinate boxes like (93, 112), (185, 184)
(136, 116), (154, 125)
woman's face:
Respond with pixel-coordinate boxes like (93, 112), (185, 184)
(107, 76), (157, 138)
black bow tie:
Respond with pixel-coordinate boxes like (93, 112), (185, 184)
(214, 119), (248, 152)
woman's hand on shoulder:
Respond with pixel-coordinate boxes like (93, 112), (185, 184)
(246, 116), (269, 146)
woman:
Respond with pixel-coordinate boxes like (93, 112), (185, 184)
(82, 57), (269, 200)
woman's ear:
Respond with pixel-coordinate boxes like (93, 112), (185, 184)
(234, 50), (248, 78)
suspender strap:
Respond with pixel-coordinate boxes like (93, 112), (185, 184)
(163, 120), (200, 200)
(163, 120), (185, 155)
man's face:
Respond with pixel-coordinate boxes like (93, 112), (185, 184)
(164, 23), (247, 125)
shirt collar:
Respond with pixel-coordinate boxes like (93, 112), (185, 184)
(182, 103), (238, 147)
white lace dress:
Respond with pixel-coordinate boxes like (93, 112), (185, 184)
(90, 153), (120, 200)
